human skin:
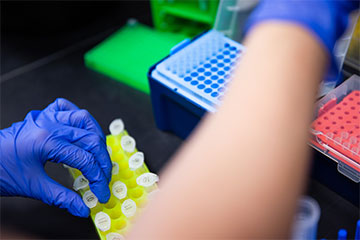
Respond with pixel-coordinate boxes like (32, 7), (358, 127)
(129, 22), (327, 239)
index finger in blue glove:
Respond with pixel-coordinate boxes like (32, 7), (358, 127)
(46, 140), (110, 203)
(54, 110), (106, 142)
(44, 98), (80, 112)
(60, 126), (112, 183)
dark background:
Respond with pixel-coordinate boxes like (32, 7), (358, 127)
(1, 1), (359, 239)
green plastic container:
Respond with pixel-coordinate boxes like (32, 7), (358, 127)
(84, 21), (187, 94)
(150, 0), (219, 37)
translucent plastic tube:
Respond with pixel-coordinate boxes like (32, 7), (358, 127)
(291, 196), (321, 240)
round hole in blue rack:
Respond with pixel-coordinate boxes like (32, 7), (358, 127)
(218, 71), (225, 76)
(218, 87), (225, 92)
(191, 72), (198, 77)
(216, 55), (224, 60)
(230, 62), (235, 66)
(184, 77), (192, 82)
(211, 67), (218, 72)
(211, 83), (219, 89)
(204, 80), (212, 85)
(197, 84), (205, 89)
(211, 92), (219, 98)
(204, 63), (211, 68)
(225, 74), (230, 79)
(204, 71), (212, 76)
(211, 75), (219, 80)
(223, 58), (231, 63)
(224, 43), (230, 48)
(198, 68), (205, 72)
(223, 50), (230, 55)
(204, 88), (212, 93)
(198, 76), (205, 81)
(210, 59), (218, 64)
(230, 46), (237, 51)
(230, 54), (236, 58)
(224, 66), (230, 71)
(217, 63), (225, 68)
(217, 79), (225, 84)
(191, 80), (199, 86)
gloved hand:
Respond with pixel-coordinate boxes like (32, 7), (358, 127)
(244, 0), (359, 83)
(0, 98), (112, 217)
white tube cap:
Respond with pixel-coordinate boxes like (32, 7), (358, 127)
(82, 190), (98, 209)
(129, 152), (144, 170)
(112, 181), (127, 200)
(73, 175), (89, 191)
(136, 173), (159, 187)
(121, 199), (137, 218)
(106, 232), (125, 240)
(121, 136), (136, 153)
(95, 212), (111, 232)
(109, 119), (124, 136)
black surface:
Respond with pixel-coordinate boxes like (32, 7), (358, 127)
(1, 1), (359, 239)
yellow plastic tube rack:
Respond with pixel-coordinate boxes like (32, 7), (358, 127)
(67, 119), (159, 240)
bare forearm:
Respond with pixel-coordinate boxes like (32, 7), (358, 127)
(130, 23), (327, 239)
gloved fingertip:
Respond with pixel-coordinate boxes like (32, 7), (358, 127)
(93, 185), (111, 204)
(68, 200), (90, 218)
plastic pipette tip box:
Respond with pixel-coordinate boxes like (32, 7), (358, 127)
(310, 75), (360, 182)
(150, 29), (244, 108)
(67, 119), (159, 240)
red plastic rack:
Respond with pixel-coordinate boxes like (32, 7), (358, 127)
(311, 90), (360, 172)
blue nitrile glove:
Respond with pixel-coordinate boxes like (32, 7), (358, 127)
(0, 98), (112, 217)
(244, 0), (359, 83)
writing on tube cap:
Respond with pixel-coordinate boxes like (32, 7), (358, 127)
(95, 212), (111, 232)
(129, 152), (144, 170)
(109, 119), (124, 136)
(121, 136), (136, 153)
(106, 232), (125, 240)
(112, 181), (127, 200)
(112, 161), (119, 175)
(121, 199), (137, 218)
(136, 173), (159, 187)
(83, 190), (98, 209)
(73, 175), (89, 191)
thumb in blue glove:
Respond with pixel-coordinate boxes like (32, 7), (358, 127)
(0, 98), (112, 217)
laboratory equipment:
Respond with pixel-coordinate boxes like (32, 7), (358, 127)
(150, 0), (219, 37)
(148, 29), (245, 138)
(338, 229), (348, 240)
(84, 20), (187, 94)
(215, 0), (359, 96)
(356, 220), (360, 240)
(67, 118), (159, 239)
(310, 75), (360, 183)
(291, 196), (321, 240)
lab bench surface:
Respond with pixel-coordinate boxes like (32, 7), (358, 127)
(1, 29), (359, 240)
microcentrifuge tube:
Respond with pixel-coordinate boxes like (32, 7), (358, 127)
(107, 146), (112, 156)
(109, 119), (124, 136)
(121, 199), (137, 218)
(120, 136), (136, 153)
(106, 232), (125, 240)
(112, 161), (119, 175)
(129, 152), (144, 170)
(136, 173), (159, 188)
(291, 196), (320, 240)
(112, 181), (127, 200)
(73, 175), (89, 191)
(95, 211), (111, 232)
(83, 190), (98, 209)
